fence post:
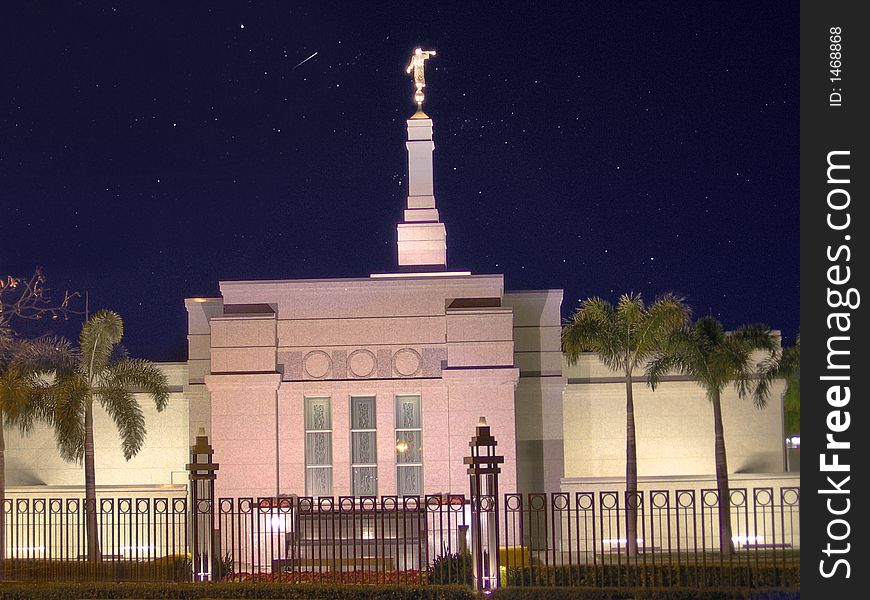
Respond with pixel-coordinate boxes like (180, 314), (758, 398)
(186, 429), (220, 581)
(464, 417), (504, 591)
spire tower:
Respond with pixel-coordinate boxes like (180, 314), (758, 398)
(397, 48), (447, 270)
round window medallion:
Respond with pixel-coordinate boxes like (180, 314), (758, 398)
(392, 348), (422, 377)
(303, 350), (332, 379)
(348, 349), (377, 378)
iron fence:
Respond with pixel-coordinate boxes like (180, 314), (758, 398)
(499, 487), (800, 588)
(211, 495), (468, 583)
(2, 496), (190, 581)
(3, 486), (799, 587)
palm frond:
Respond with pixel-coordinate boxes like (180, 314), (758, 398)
(39, 310), (169, 468)
(584, 297), (624, 371)
(731, 323), (778, 353)
(1, 337), (68, 430)
(79, 310), (124, 380)
(109, 359), (169, 411)
(645, 326), (698, 389)
(12, 378), (56, 433)
(1, 367), (33, 425)
(50, 382), (88, 463)
(694, 316), (725, 347)
(562, 297), (616, 363)
(783, 353), (800, 434)
(732, 365), (753, 400)
(753, 337), (799, 410)
(646, 353), (677, 390)
(633, 294), (690, 361)
(658, 316), (782, 407)
(771, 338), (800, 378)
(578, 297), (615, 326)
(750, 370), (774, 409)
(97, 384), (146, 461)
(616, 293), (645, 329)
(730, 324), (778, 406)
(11, 335), (78, 376)
(566, 293), (689, 377)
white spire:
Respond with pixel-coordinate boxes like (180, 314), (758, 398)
(396, 112), (447, 269)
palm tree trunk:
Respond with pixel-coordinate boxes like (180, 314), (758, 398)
(1, 416), (6, 581)
(624, 375), (639, 556)
(711, 388), (734, 558)
(84, 398), (101, 561)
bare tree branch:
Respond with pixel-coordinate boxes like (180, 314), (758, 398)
(0, 268), (83, 335)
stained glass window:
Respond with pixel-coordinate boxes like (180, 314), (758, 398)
(395, 395), (422, 496)
(305, 397), (332, 497)
(351, 396), (377, 496)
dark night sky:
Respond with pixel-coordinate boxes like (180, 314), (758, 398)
(1, 2), (799, 361)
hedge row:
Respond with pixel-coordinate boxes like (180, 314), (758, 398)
(491, 587), (801, 600)
(0, 583), (800, 600)
(0, 582), (474, 600)
(503, 563), (800, 588)
(1, 556), (191, 582)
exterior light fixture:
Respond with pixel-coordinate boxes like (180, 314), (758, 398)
(186, 428), (219, 581)
(464, 416), (504, 592)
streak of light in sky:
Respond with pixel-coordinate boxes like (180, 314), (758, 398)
(292, 52), (318, 70)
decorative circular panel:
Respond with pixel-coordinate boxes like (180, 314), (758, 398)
(392, 348), (422, 377)
(303, 350), (332, 379)
(348, 349), (377, 378)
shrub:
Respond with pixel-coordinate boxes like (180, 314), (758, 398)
(428, 552), (473, 585)
(0, 582), (476, 600)
(1, 555), (192, 582)
(233, 570), (428, 584)
(502, 563), (799, 589)
(491, 587), (800, 600)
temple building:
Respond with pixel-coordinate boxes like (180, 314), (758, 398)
(183, 100), (565, 500)
(5, 53), (795, 504)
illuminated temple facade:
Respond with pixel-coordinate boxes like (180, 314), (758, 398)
(5, 104), (795, 502)
(183, 109), (565, 499)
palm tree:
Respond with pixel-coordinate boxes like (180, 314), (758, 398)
(778, 338), (800, 436)
(562, 293), (689, 555)
(646, 317), (779, 558)
(0, 336), (71, 579)
(48, 310), (169, 560)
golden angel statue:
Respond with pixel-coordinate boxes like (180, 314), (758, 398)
(406, 48), (436, 108)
